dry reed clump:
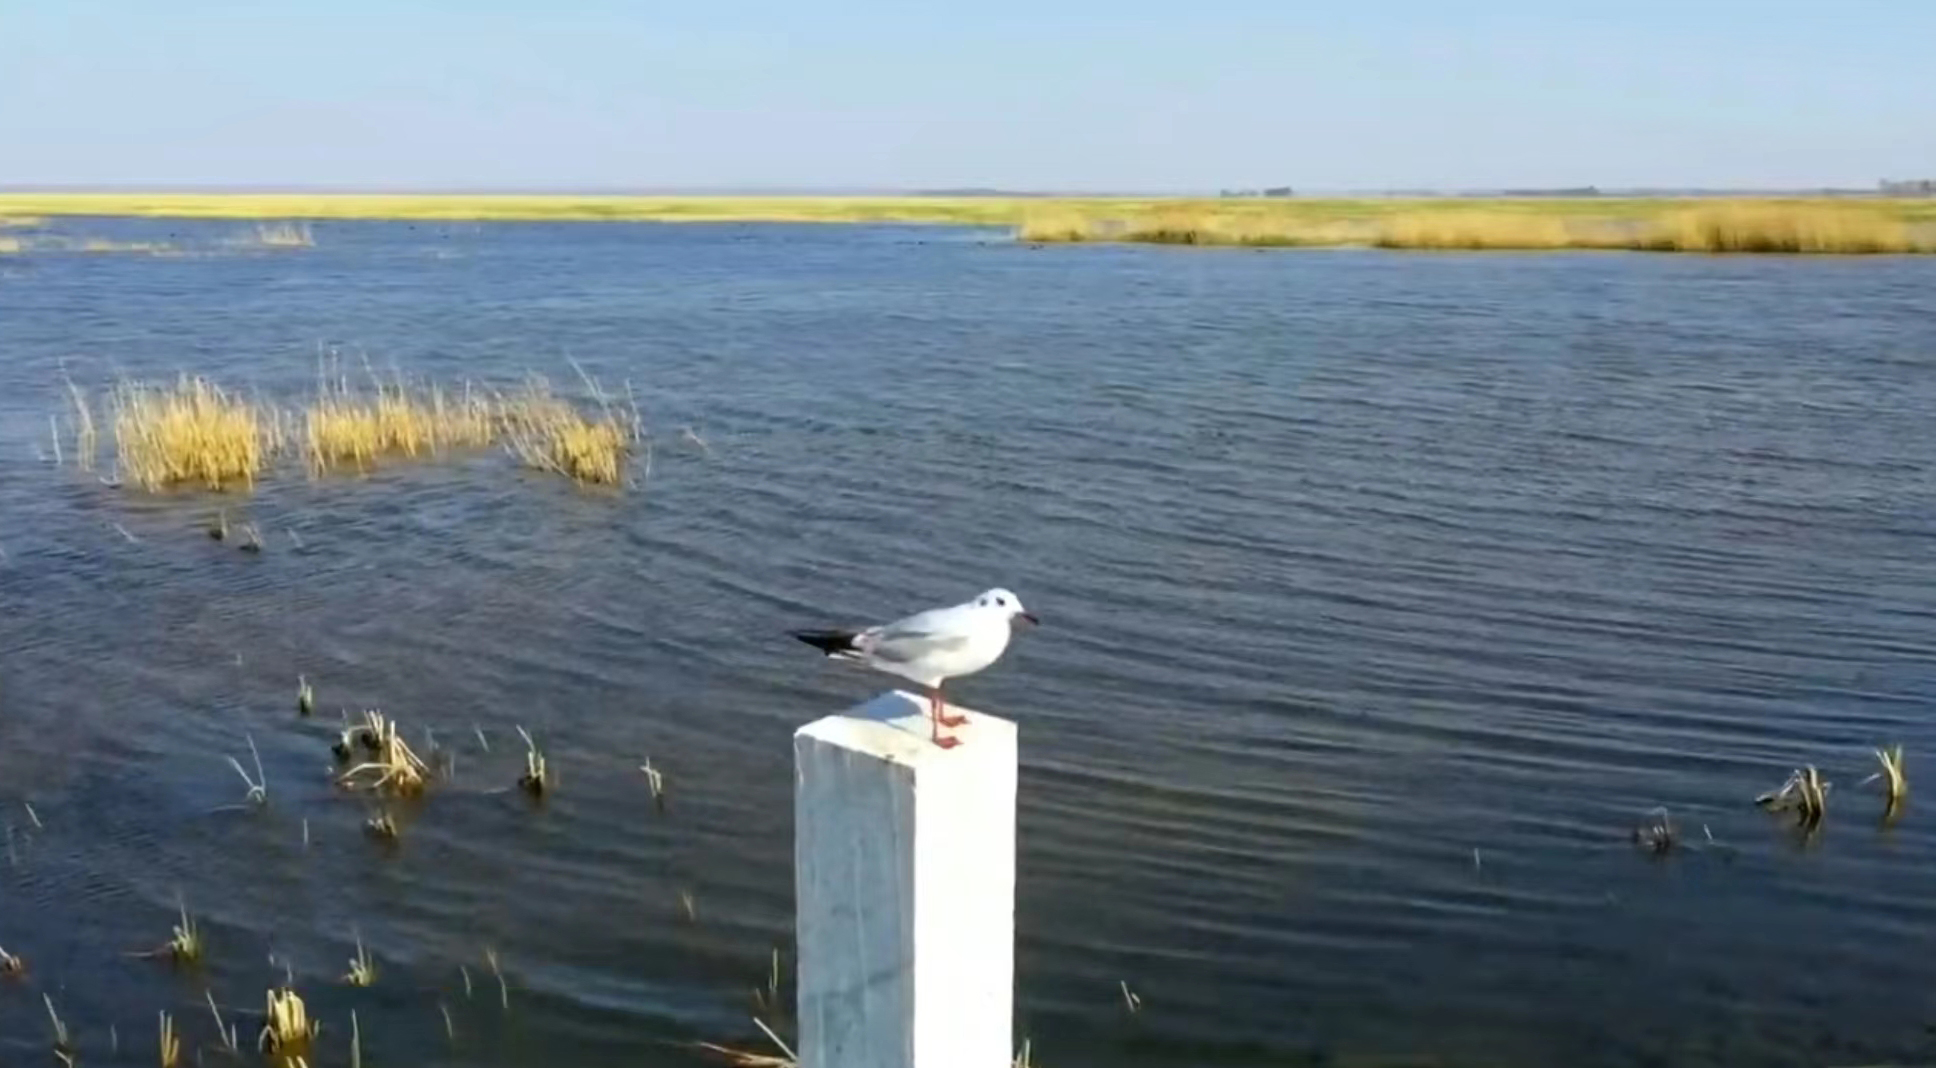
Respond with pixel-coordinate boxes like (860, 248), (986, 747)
(1639, 203), (1934, 253)
(1758, 766), (1831, 826)
(258, 986), (318, 1053)
(501, 381), (639, 486)
(1370, 212), (1589, 250)
(304, 378), (496, 475)
(339, 711), (431, 796)
(62, 367), (653, 492)
(1014, 208), (1109, 244)
(104, 376), (277, 491)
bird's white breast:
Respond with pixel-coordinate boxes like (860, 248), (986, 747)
(936, 616), (1011, 679)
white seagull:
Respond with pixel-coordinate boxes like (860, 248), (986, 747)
(792, 587), (1039, 748)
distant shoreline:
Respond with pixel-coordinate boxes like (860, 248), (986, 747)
(3, 193), (1933, 253)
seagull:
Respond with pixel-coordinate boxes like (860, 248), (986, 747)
(792, 587), (1039, 748)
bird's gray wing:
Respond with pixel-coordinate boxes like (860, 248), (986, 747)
(863, 627), (973, 664)
(856, 605), (975, 664)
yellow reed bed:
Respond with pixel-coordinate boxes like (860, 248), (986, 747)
(303, 381), (495, 475)
(109, 377), (276, 491)
(501, 382), (638, 486)
(1018, 199), (1936, 253)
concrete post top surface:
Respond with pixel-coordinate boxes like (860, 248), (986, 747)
(797, 690), (1017, 768)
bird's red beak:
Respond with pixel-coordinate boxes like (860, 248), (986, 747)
(1017, 612), (1040, 626)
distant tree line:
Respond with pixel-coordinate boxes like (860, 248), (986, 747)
(1879, 178), (1936, 196)
(1493, 186), (1601, 197)
(1218, 187), (1295, 198)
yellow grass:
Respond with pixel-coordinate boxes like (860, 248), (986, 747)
(67, 367), (643, 492)
(258, 987), (317, 1053)
(107, 376), (277, 491)
(502, 380), (637, 486)
(304, 378), (495, 475)
(1639, 203), (1931, 253)
(1020, 198), (1936, 253)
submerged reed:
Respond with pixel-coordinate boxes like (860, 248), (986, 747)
(516, 725), (550, 797)
(129, 895), (203, 964)
(159, 1011), (182, 1068)
(46, 993), (73, 1062)
(1758, 766), (1831, 825)
(344, 932), (377, 986)
(1865, 744), (1907, 803)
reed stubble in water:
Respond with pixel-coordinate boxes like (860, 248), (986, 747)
(259, 986), (318, 1053)
(63, 366), (642, 493)
(128, 896), (202, 965)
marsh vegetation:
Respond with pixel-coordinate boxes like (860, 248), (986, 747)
(58, 365), (643, 492)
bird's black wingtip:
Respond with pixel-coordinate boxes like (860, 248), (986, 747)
(791, 629), (859, 656)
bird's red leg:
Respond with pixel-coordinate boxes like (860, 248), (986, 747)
(935, 682), (967, 728)
(929, 687), (961, 749)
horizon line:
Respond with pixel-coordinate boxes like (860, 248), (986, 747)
(0, 183), (1913, 198)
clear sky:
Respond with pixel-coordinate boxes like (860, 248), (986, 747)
(2, 0), (1931, 193)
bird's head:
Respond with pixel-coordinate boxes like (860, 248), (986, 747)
(974, 587), (1039, 626)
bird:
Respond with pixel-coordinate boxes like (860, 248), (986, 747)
(792, 587), (1039, 749)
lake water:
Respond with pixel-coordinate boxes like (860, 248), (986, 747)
(2, 217), (1935, 1067)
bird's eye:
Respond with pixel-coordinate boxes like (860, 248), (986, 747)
(996, 596), (1007, 607)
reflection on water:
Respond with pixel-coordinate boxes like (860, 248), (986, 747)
(2, 218), (1936, 1067)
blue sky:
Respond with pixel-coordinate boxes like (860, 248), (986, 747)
(2, 0), (1931, 192)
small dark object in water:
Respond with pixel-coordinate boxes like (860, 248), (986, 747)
(519, 766), (547, 798)
(1632, 807), (1678, 854)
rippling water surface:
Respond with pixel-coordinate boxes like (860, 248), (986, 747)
(2, 217), (1936, 1067)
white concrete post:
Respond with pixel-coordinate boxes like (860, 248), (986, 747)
(794, 689), (1018, 1068)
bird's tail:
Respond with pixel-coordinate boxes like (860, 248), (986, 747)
(792, 629), (862, 658)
